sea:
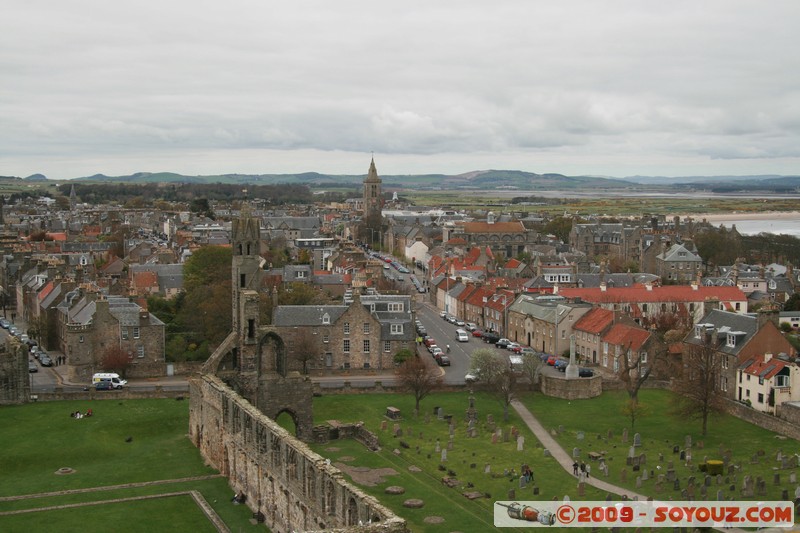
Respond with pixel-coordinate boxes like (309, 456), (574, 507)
(709, 217), (800, 237)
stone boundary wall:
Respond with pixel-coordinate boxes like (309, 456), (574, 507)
(780, 402), (800, 427)
(720, 398), (800, 440)
(188, 374), (408, 533)
(33, 388), (188, 402)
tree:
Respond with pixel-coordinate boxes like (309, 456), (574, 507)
(393, 348), (414, 365)
(100, 345), (131, 377)
(621, 398), (649, 430)
(783, 293), (800, 312)
(542, 216), (576, 243)
(291, 331), (320, 374)
(670, 338), (723, 435)
(183, 246), (232, 294)
(395, 356), (443, 413)
(520, 350), (543, 390)
(469, 348), (518, 421)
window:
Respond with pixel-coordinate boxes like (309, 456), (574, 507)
(79, 335), (84, 343)
(322, 313), (330, 325)
(720, 376), (727, 392)
(343, 322), (350, 335)
(323, 335), (329, 343)
(726, 334), (736, 348)
(137, 345), (145, 358)
(384, 341), (391, 352)
(325, 352), (332, 367)
(391, 324), (403, 335)
(343, 339), (350, 353)
(758, 376), (764, 385)
(776, 375), (789, 387)
(640, 351), (648, 363)
(387, 303), (404, 312)
(296, 270), (306, 278)
(363, 340), (370, 353)
(122, 328), (129, 340)
(721, 356), (728, 370)
(363, 323), (370, 334)
(757, 392), (764, 404)
(133, 327), (140, 339)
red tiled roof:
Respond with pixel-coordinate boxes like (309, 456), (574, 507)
(463, 221), (526, 233)
(742, 356), (788, 380)
(505, 258), (522, 269)
(602, 323), (650, 350)
(133, 271), (158, 288)
(558, 285), (746, 303)
(447, 237), (468, 245)
(574, 308), (614, 334)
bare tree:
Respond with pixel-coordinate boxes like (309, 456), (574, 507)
(470, 348), (518, 421)
(101, 345), (131, 377)
(395, 356), (443, 413)
(291, 332), (320, 375)
(671, 338), (723, 435)
(520, 350), (543, 390)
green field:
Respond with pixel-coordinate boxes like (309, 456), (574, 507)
(0, 399), (260, 533)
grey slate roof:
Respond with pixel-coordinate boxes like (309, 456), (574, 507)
(684, 309), (757, 357)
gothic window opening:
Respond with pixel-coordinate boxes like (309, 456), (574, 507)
(248, 319), (255, 339)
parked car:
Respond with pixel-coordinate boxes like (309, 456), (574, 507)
(471, 329), (484, 337)
(546, 355), (557, 366)
(0, 319), (9, 329)
(28, 360), (38, 373)
(435, 353), (450, 366)
(483, 332), (501, 344)
(455, 319), (466, 327)
(430, 346), (443, 357)
(439, 311), (447, 319)
(416, 326), (427, 336)
(464, 369), (481, 383)
(465, 322), (477, 331)
(554, 359), (568, 371)
(495, 338), (512, 348)
(506, 342), (521, 352)
(94, 380), (114, 391)
(579, 368), (594, 378)
(424, 337), (437, 348)
(39, 354), (53, 367)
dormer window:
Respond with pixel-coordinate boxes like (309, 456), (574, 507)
(726, 334), (736, 348)
(322, 313), (330, 325)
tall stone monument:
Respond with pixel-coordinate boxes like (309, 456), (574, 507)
(565, 333), (579, 379)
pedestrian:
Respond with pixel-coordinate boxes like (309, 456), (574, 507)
(579, 462), (586, 476)
(446, 344), (451, 353)
(585, 463), (591, 478)
(572, 461), (578, 476)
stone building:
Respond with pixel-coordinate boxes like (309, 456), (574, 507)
(272, 292), (414, 374)
(58, 291), (166, 383)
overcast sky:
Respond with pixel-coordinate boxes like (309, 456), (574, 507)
(2, 1), (799, 180)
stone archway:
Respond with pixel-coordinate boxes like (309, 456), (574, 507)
(346, 497), (359, 526)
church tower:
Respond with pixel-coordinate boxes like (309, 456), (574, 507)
(363, 157), (383, 229)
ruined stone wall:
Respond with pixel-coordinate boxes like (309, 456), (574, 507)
(0, 338), (29, 404)
(189, 374), (407, 533)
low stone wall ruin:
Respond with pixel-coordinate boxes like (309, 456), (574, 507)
(188, 374), (407, 533)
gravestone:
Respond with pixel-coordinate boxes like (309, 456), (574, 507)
(700, 485), (707, 499)
(486, 414), (494, 425)
(680, 450), (686, 461)
(636, 476), (642, 489)
(441, 449), (447, 462)
(790, 472), (797, 484)
(641, 468), (649, 481)
(436, 407), (443, 420)
(716, 474), (722, 485)
(639, 453), (646, 466)
(777, 450), (783, 462)
(507, 489), (515, 500)
(491, 433), (498, 444)
(449, 423), (455, 437)
(517, 436), (525, 452)
(687, 484), (695, 499)
(716, 489), (724, 501)
(620, 468), (627, 482)
(467, 428), (476, 439)
(782, 489), (790, 501)
(750, 453), (759, 464)
(622, 428), (629, 443)
(573, 447), (581, 459)
(773, 473), (781, 486)
(602, 464), (609, 477)
(394, 425), (403, 438)
(633, 433), (642, 447)
(447, 440), (454, 451)
(577, 431), (585, 441)
(685, 435), (692, 449)
(435, 440), (441, 453)
(607, 429), (613, 439)
(381, 420), (388, 431)
(543, 449), (551, 457)
(629, 446), (636, 458)
(666, 469), (676, 482)
(756, 478), (767, 496)
(673, 479), (680, 491)
(519, 476), (527, 488)
(484, 463), (491, 474)
(558, 425), (565, 433)
(658, 452), (664, 462)
(503, 429), (510, 443)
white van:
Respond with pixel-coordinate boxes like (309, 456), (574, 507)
(92, 372), (127, 389)
(455, 329), (469, 342)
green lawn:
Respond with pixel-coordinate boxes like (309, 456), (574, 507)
(0, 399), (261, 532)
(310, 392), (608, 532)
(521, 389), (800, 502)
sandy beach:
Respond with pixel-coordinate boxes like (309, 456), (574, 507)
(689, 211), (800, 223)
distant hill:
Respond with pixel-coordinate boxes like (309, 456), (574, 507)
(11, 170), (798, 192)
(72, 169), (636, 190)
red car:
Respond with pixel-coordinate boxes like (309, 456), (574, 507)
(424, 338), (437, 348)
(547, 356), (557, 366)
(471, 330), (484, 337)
